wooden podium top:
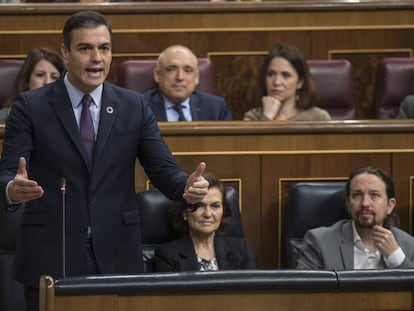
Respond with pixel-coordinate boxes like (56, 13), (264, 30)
(39, 269), (414, 311)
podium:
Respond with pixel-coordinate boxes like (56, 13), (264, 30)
(39, 270), (414, 311)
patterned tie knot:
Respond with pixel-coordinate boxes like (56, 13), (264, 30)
(172, 104), (187, 121)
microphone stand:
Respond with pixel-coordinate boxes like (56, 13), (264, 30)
(61, 178), (66, 278)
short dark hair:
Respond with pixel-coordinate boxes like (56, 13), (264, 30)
(346, 165), (399, 227)
(257, 42), (319, 109)
(346, 166), (395, 199)
(62, 11), (112, 49)
(170, 172), (232, 237)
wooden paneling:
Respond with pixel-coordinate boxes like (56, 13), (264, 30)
(1, 1), (414, 118)
(48, 291), (414, 311)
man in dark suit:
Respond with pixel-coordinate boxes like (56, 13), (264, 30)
(142, 45), (232, 122)
(0, 11), (209, 311)
(296, 166), (414, 270)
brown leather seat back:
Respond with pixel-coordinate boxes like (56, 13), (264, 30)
(116, 58), (216, 94)
(373, 57), (414, 119)
(307, 60), (357, 120)
(0, 59), (24, 108)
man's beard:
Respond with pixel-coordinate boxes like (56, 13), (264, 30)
(355, 210), (376, 229)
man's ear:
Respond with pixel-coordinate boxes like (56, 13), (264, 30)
(60, 43), (69, 65)
(194, 70), (200, 87)
(386, 198), (397, 215)
(154, 68), (159, 83)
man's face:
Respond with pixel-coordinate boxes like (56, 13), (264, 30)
(346, 173), (396, 229)
(154, 48), (199, 104)
(61, 25), (112, 94)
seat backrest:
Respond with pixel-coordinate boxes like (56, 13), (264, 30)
(283, 181), (349, 268)
(307, 60), (357, 120)
(136, 186), (244, 272)
(116, 58), (216, 94)
(0, 59), (24, 108)
(373, 57), (414, 119)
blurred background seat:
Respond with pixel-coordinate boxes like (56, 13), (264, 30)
(136, 186), (244, 272)
(0, 59), (24, 109)
(307, 59), (357, 120)
(283, 181), (348, 268)
(373, 57), (414, 119)
(116, 58), (216, 94)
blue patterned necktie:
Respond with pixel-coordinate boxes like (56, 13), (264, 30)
(173, 104), (187, 121)
(80, 95), (95, 162)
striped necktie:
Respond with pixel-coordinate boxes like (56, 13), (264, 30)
(172, 104), (187, 121)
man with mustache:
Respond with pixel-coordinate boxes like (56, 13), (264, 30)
(296, 166), (414, 269)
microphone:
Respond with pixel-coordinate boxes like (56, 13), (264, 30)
(61, 177), (66, 278)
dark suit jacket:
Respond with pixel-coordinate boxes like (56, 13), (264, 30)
(397, 95), (414, 118)
(296, 220), (414, 270)
(0, 76), (188, 287)
(142, 88), (232, 121)
(154, 234), (255, 272)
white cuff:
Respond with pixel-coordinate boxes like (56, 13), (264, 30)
(6, 180), (21, 205)
(384, 247), (405, 268)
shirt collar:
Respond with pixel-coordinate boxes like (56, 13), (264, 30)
(163, 95), (190, 111)
(63, 72), (103, 109)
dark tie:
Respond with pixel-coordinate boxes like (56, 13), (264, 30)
(172, 104), (187, 121)
(80, 95), (95, 162)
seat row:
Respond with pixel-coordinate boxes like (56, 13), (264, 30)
(1, 57), (414, 120)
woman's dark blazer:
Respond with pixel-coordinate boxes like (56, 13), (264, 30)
(154, 234), (255, 272)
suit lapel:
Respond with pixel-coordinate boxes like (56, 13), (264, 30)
(151, 91), (168, 121)
(51, 78), (91, 169)
(93, 82), (117, 165)
(340, 221), (355, 269)
(214, 237), (234, 270)
(189, 93), (201, 121)
(177, 235), (199, 271)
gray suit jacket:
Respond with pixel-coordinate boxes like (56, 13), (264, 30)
(296, 220), (414, 270)
(397, 95), (414, 118)
(154, 234), (255, 272)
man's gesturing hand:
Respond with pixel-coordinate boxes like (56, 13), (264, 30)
(8, 157), (44, 203)
(183, 162), (209, 204)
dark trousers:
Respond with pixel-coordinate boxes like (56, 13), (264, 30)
(24, 286), (39, 311)
(24, 244), (99, 311)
